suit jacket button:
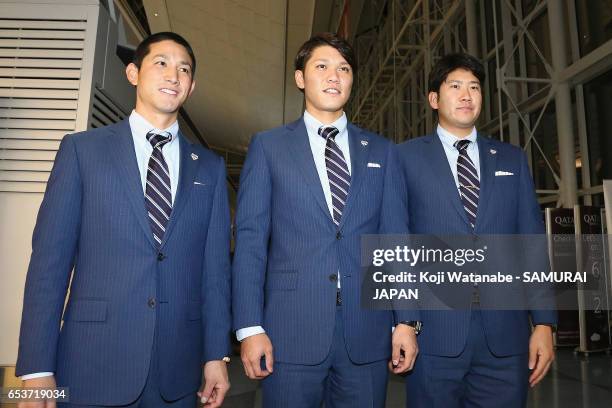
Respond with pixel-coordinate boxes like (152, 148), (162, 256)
(329, 274), (338, 282)
(336, 231), (342, 240)
(157, 252), (165, 261)
(148, 297), (156, 308)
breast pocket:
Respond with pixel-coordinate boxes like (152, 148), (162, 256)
(493, 174), (519, 191)
(191, 181), (212, 195)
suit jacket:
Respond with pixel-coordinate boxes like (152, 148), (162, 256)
(16, 119), (232, 405)
(397, 131), (557, 357)
(232, 117), (416, 365)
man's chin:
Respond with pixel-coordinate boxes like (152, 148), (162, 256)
(322, 103), (347, 114)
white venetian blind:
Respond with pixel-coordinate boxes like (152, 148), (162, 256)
(0, 17), (86, 193)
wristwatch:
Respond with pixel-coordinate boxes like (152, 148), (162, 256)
(398, 320), (423, 336)
(535, 323), (557, 333)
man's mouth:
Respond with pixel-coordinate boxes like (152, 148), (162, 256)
(160, 88), (179, 95)
(323, 88), (341, 94)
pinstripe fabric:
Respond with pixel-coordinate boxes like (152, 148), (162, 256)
(232, 117), (415, 366)
(17, 119), (232, 406)
(397, 132), (557, 358)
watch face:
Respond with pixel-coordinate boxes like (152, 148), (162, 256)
(409, 321), (422, 334)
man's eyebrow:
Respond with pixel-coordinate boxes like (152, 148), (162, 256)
(311, 58), (350, 67)
(446, 79), (480, 84)
(151, 54), (192, 68)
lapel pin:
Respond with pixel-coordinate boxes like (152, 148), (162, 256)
(191, 153), (198, 160)
(490, 149), (497, 155)
(361, 140), (368, 146)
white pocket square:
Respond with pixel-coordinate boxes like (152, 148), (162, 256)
(367, 162), (381, 168)
(495, 171), (514, 176)
(194, 181), (206, 186)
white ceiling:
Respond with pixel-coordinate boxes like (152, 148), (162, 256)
(143, 0), (314, 153)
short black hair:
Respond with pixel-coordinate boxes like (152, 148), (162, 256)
(294, 32), (356, 74)
(428, 53), (485, 93)
(133, 31), (196, 75)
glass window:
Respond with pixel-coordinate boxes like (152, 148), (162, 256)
(583, 69), (612, 187)
(575, 0), (612, 56)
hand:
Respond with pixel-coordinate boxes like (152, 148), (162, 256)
(389, 324), (418, 374)
(528, 325), (555, 387)
(18, 376), (57, 408)
(198, 360), (230, 407)
(240, 333), (274, 379)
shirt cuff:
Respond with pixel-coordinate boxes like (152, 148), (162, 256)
(21, 372), (54, 380)
(236, 326), (265, 342)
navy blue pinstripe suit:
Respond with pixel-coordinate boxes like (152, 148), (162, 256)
(232, 116), (417, 405)
(398, 132), (557, 407)
(16, 119), (232, 405)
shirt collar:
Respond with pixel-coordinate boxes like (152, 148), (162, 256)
(303, 110), (348, 139)
(437, 124), (477, 150)
(129, 110), (179, 143)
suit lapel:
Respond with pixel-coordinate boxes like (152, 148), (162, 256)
(425, 132), (471, 227)
(161, 133), (198, 248)
(286, 118), (335, 225)
(475, 134), (497, 231)
(338, 123), (370, 230)
(109, 119), (157, 249)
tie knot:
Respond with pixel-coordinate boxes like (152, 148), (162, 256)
(147, 131), (172, 149)
(318, 126), (339, 140)
(455, 139), (470, 151)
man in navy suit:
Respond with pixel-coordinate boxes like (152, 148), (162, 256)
(232, 33), (419, 407)
(16, 32), (231, 407)
(398, 53), (556, 407)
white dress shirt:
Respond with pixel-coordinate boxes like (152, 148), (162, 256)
(22, 111), (181, 380)
(235, 110), (352, 342)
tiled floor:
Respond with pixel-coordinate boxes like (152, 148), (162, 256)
(2, 349), (611, 407)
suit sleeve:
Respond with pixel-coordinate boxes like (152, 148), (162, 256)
(202, 156), (233, 362)
(16, 134), (82, 376)
(232, 134), (272, 331)
(379, 142), (420, 323)
(516, 150), (558, 325)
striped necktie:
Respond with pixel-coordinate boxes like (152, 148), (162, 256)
(145, 131), (173, 246)
(455, 139), (479, 229)
(319, 125), (351, 227)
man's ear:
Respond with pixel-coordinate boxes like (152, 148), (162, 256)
(126, 63), (139, 86)
(187, 79), (196, 97)
(428, 91), (439, 110)
(294, 70), (305, 90)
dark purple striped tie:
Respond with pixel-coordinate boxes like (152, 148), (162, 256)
(455, 139), (479, 229)
(319, 126), (351, 227)
(145, 131), (173, 246)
